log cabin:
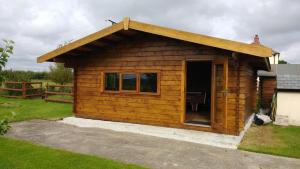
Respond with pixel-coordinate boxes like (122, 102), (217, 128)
(37, 17), (274, 135)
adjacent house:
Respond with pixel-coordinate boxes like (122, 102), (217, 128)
(37, 17), (274, 135)
(259, 64), (300, 126)
(258, 66), (276, 109)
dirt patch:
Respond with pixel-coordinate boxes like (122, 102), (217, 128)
(240, 124), (284, 147)
(0, 102), (21, 108)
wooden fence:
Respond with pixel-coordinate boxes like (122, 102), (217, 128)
(44, 84), (73, 103)
(0, 81), (43, 98)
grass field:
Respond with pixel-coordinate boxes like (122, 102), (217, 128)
(31, 79), (72, 88)
(31, 79), (60, 87)
(0, 97), (72, 122)
(0, 136), (146, 169)
(239, 124), (300, 159)
(46, 94), (73, 100)
(0, 97), (147, 168)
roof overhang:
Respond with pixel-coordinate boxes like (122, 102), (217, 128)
(37, 17), (274, 63)
(264, 57), (271, 71)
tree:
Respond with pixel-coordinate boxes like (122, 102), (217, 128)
(48, 63), (73, 85)
(278, 60), (288, 64)
(0, 39), (14, 82)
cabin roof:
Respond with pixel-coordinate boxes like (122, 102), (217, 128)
(37, 17), (273, 65)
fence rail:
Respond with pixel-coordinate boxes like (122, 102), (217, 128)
(44, 84), (73, 103)
(0, 81), (43, 98)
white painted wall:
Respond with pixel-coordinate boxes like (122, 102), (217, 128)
(269, 55), (279, 64)
(276, 91), (300, 126)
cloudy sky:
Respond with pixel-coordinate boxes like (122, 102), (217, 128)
(1, 0), (299, 71)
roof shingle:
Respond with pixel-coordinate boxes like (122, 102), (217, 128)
(259, 64), (300, 90)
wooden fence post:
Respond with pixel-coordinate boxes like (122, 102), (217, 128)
(39, 82), (44, 99)
(22, 82), (26, 99)
(45, 83), (48, 100)
(43, 84), (73, 103)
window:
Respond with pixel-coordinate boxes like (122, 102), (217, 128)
(104, 73), (119, 91)
(122, 73), (137, 91)
(102, 71), (159, 95)
(140, 73), (157, 93)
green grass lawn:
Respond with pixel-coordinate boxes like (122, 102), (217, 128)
(239, 124), (300, 159)
(0, 136), (146, 169)
(31, 79), (72, 88)
(47, 94), (73, 100)
(0, 97), (72, 122)
(0, 97), (147, 168)
(31, 79), (60, 87)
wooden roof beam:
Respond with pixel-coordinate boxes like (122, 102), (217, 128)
(37, 21), (124, 63)
(53, 57), (66, 63)
(103, 34), (123, 42)
(66, 52), (81, 56)
(128, 20), (273, 58)
(90, 40), (110, 47)
(37, 17), (274, 64)
(114, 30), (140, 38)
(76, 46), (94, 52)
(123, 17), (130, 30)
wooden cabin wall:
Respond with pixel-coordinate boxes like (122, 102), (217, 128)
(227, 57), (239, 135)
(238, 59), (257, 132)
(73, 34), (230, 133)
(259, 77), (276, 109)
(227, 57), (258, 135)
(71, 33), (258, 135)
(213, 64), (227, 132)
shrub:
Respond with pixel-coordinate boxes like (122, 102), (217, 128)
(0, 70), (47, 96)
(1, 70), (41, 82)
(0, 118), (10, 135)
(0, 112), (15, 135)
(0, 39), (14, 83)
(0, 70), (49, 83)
(6, 83), (23, 96)
(1, 70), (35, 82)
(48, 63), (73, 85)
(32, 71), (48, 80)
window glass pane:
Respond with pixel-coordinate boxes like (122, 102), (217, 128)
(140, 73), (157, 93)
(105, 73), (119, 91)
(122, 73), (137, 91)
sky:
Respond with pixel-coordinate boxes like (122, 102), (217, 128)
(1, 0), (300, 71)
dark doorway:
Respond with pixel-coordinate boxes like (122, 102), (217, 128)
(185, 61), (212, 125)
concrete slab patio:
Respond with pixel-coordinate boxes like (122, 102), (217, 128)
(60, 117), (253, 149)
(6, 120), (300, 169)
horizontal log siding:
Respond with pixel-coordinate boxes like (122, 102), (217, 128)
(244, 62), (257, 117)
(227, 57), (258, 135)
(74, 34), (240, 134)
(227, 57), (239, 135)
(259, 77), (276, 109)
(237, 60), (257, 132)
